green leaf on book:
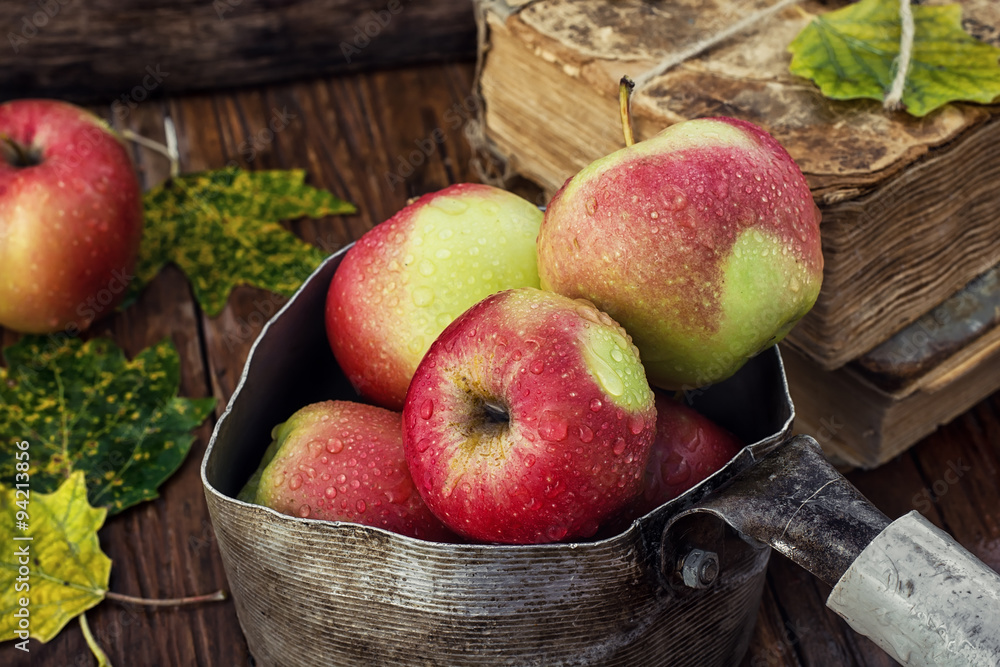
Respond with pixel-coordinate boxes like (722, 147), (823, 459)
(0, 336), (215, 515)
(788, 0), (1000, 116)
(125, 167), (356, 315)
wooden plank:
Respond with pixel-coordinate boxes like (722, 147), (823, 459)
(0, 0), (477, 101)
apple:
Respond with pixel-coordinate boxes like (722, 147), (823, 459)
(326, 183), (543, 410)
(248, 400), (455, 542)
(537, 115), (823, 390)
(628, 392), (743, 519)
(0, 99), (143, 334)
(402, 287), (657, 544)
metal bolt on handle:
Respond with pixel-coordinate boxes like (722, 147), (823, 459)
(680, 549), (720, 589)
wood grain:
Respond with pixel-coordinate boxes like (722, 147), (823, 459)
(0, 0), (477, 101)
(1, 60), (998, 667)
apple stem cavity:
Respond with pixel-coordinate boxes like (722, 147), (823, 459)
(619, 76), (637, 148)
(105, 589), (227, 607)
(0, 134), (41, 168)
(482, 400), (510, 426)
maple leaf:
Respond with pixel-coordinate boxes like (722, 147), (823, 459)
(788, 0), (1000, 116)
(124, 167), (356, 315)
(0, 472), (111, 643)
(0, 336), (215, 515)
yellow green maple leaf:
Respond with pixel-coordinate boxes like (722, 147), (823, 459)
(0, 336), (215, 516)
(0, 472), (112, 644)
(124, 167), (356, 315)
(788, 0), (1000, 116)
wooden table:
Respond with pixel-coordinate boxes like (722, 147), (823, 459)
(5, 60), (999, 667)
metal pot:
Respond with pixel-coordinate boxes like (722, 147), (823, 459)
(202, 248), (1000, 667)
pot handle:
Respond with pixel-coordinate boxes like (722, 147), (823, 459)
(663, 435), (1000, 666)
(827, 511), (1000, 666)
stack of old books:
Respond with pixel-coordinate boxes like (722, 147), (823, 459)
(471, 0), (1000, 468)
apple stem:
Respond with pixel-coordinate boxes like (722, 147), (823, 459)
(105, 589), (227, 607)
(619, 76), (636, 148)
(121, 119), (180, 179)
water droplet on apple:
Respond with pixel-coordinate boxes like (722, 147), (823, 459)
(527, 497), (543, 511)
(610, 348), (623, 362)
(336, 473), (348, 484)
(356, 500), (367, 513)
(664, 454), (692, 486)
(297, 504), (311, 517)
(415, 438), (432, 453)
(544, 480), (565, 499)
(438, 228), (454, 240)
(789, 275), (801, 293)
(538, 411), (569, 442)
(325, 486), (337, 499)
(418, 259), (435, 276)
(628, 414), (645, 435)
(430, 196), (469, 214)
(326, 438), (344, 454)
(612, 438), (627, 455)
(590, 354), (625, 397)
(547, 525), (568, 541)
(524, 454), (536, 468)
(385, 480), (413, 504)
(529, 359), (545, 375)
(307, 439), (323, 455)
(419, 398), (434, 420)
(590, 398), (603, 412)
(481, 200), (501, 216)
(578, 424), (594, 443)
(666, 192), (687, 211)
(289, 474), (303, 490)
(412, 286), (434, 307)
(272, 472), (285, 488)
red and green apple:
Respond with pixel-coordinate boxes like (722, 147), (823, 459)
(247, 400), (455, 542)
(0, 99), (143, 334)
(402, 287), (657, 544)
(537, 115), (823, 390)
(326, 183), (543, 410)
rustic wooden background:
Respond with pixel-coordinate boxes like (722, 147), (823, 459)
(2, 59), (999, 667)
(0, 0), (476, 101)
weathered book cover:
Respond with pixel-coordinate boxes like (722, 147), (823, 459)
(473, 0), (1000, 369)
(785, 263), (1000, 468)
